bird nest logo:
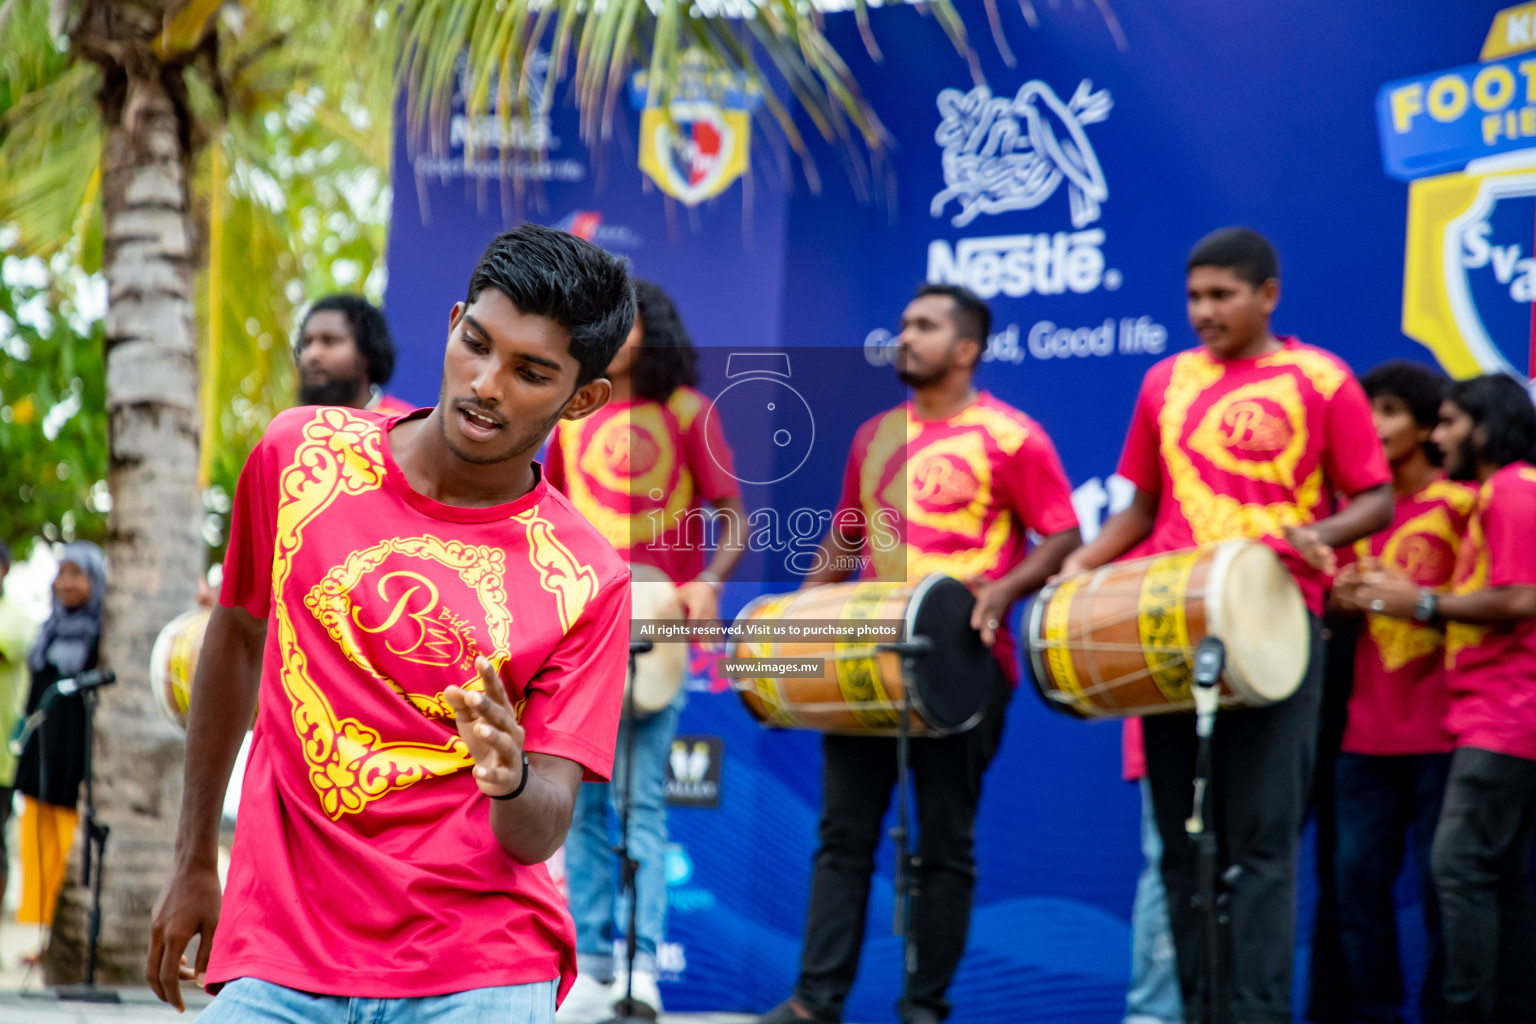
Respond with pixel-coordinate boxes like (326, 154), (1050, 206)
(929, 80), (1113, 229)
(1377, 2), (1536, 393)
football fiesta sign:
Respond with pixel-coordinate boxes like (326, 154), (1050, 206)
(633, 51), (759, 206)
(1377, 1), (1536, 393)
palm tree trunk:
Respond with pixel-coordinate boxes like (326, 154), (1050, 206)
(45, 2), (202, 985)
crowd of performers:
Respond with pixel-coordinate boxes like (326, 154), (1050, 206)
(123, 221), (1536, 1024)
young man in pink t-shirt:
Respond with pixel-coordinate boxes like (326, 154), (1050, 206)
(147, 225), (637, 1024)
(1343, 373), (1536, 1023)
(1063, 228), (1394, 1024)
(1329, 361), (1475, 1024)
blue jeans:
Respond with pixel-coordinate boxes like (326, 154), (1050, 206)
(197, 977), (557, 1024)
(1334, 751), (1450, 1024)
(565, 698), (680, 979)
(1126, 777), (1183, 1024)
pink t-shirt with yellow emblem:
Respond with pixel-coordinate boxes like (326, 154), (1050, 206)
(1340, 477), (1475, 756)
(1445, 461), (1536, 761)
(834, 392), (1079, 682)
(371, 391), (418, 417)
(1116, 337), (1390, 615)
(545, 387), (740, 586)
(211, 407), (630, 1000)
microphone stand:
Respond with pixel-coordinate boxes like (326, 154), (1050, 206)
(1186, 637), (1226, 1024)
(606, 641), (655, 1024)
(877, 635), (933, 1024)
(39, 670), (120, 1003)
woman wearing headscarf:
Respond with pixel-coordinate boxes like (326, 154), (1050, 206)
(13, 541), (106, 930)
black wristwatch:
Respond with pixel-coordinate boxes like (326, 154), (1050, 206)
(1413, 590), (1440, 625)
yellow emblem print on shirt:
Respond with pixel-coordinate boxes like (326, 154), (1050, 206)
(1359, 505), (1461, 672)
(514, 508), (599, 633)
(864, 406), (1022, 582)
(272, 410), (474, 820)
(1447, 487), (1494, 662)
(303, 536), (512, 718)
(1160, 350), (1328, 546)
(560, 405), (691, 550)
(1187, 379), (1306, 489)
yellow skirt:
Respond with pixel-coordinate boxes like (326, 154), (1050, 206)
(17, 797), (79, 926)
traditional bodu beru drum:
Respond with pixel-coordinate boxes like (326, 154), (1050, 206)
(733, 574), (991, 737)
(151, 609), (211, 731)
(627, 564), (688, 719)
(1027, 540), (1309, 720)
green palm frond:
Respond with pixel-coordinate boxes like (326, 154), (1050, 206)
(346, 0), (972, 180)
(0, 44), (102, 263)
(3, 0), (391, 542)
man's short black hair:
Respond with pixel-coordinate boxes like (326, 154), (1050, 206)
(1362, 360), (1448, 465)
(467, 224), (635, 387)
(303, 294), (397, 387)
(631, 279), (700, 403)
(1362, 360), (1447, 428)
(1447, 373), (1536, 469)
(1187, 227), (1280, 288)
(914, 283), (992, 345)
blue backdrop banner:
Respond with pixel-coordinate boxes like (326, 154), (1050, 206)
(384, 3), (1524, 1020)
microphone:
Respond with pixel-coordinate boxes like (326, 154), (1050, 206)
(629, 641), (655, 656)
(56, 669), (117, 696)
(1191, 637), (1225, 738)
(877, 636), (933, 658)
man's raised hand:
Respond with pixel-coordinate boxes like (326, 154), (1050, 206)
(444, 656), (526, 798)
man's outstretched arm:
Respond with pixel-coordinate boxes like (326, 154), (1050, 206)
(147, 603), (265, 1011)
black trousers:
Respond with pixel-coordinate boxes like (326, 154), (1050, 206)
(1307, 614), (1357, 1024)
(1143, 616), (1323, 1024)
(1430, 746), (1536, 1024)
(1333, 751), (1451, 1024)
(793, 664), (1010, 1023)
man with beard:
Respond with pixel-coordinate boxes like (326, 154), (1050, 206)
(148, 225), (636, 1024)
(296, 294), (415, 414)
(758, 284), (1081, 1024)
(1341, 373), (1536, 1023)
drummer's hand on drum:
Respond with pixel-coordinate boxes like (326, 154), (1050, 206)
(676, 579), (720, 626)
(1351, 573), (1421, 620)
(1052, 549), (1098, 583)
(444, 657), (527, 798)
(1283, 523), (1338, 576)
(969, 579), (1012, 648)
(1331, 563), (1367, 612)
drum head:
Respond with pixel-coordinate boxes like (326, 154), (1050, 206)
(909, 576), (993, 731)
(1212, 542), (1310, 703)
(628, 564), (687, 717)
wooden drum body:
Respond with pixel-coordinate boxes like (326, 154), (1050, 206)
(732, 574), (991, 737)
(1026, 541), (1309, 719)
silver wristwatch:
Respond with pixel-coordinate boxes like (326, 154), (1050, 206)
(1413, 590), (1439, 624)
